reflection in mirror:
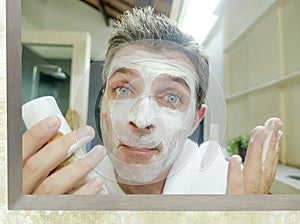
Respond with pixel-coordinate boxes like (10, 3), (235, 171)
(20, 0), (296, 194)
(22, 44), (72, 133)
(30, 64), (68, 99)
(7, 0), (299, 210)
(21, 29), (92, 127)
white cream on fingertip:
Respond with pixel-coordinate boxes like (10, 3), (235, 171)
(67, 136), (93, 158)
(262, 129), (273, 164)
(264, 117), (281, 128)
(275, 130), (283, 153)
(262, 119), (283, 164)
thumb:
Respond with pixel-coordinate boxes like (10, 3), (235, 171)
(226, 155), (244, 194)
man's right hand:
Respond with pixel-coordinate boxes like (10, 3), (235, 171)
(22, 115), (106, 194)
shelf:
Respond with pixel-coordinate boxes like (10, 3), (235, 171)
(270, 164), (300, 194)
(226, 70), (300, 101)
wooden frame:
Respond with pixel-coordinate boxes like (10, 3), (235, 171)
(7, 0), (300, 210)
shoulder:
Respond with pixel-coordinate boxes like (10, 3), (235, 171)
(189, 140), (228, 193)
(197, 140), (228, 170)
(164, 140), (228, 194)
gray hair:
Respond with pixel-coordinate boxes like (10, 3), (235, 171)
(102, 7), (209, 108)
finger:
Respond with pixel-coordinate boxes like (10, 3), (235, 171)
(226, 155), (244, 194)
(73, 177), (103, 195)
(23, 125), (95, 194)
(243, 126), (266, 194)
(272, 130), (283, 171)
(22, 116), (61, 164)
(263, 118), (283, 163)
(33, 145), (106, 194)
(263, 119), (283, 169)
(261, 119), (283, 192)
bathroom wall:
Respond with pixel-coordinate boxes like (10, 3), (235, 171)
(203, 0), (300, 169)
(223, 0), (300, 168)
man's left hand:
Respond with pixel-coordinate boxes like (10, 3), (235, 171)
(226, 117), (283, 194)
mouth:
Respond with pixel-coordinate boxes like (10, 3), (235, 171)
(120, 144), (160, 153)
(117, 144), (160, 163)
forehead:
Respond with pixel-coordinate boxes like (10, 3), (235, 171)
(110, 45), (198, 78)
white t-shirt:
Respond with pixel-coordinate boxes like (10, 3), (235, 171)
(91, 139), (228, 194)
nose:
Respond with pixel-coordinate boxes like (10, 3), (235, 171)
(128, 97), (156, 136)
(129, 121), (154, 136)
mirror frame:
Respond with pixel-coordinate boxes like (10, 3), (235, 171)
(7, 0), (300, 210)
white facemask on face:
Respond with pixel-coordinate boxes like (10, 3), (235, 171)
(100, 47), (200, 184)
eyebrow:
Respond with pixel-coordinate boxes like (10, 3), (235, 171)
(111, 67), (140, 78)
(110, 68), (191, 90)
(162, 74), (190, 90)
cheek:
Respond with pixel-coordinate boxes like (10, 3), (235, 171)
(158, 108), (195, 155)
(158, 110), (183, 146)
(100, 112), (116, 149)
(181, 102), (198, 133)
(159, 108), (187, 134)
(100, 113), (110, 132)
(100, 98), (112, 140)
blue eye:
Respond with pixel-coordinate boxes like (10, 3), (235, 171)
(116, 86), (131, 96)
(165, 94), (180, 104)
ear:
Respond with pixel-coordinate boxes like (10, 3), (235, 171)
(188, 104), (207, 136)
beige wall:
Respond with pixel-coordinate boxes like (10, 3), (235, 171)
(221, 0), (300, 167)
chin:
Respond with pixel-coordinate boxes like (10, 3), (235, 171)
(111, 155), (169, 185)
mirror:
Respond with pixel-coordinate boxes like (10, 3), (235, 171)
(6, 0), (300, 210)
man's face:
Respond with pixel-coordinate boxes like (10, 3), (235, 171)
(100, 45), (201, 184)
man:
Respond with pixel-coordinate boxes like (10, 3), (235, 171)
(22, 7), (283, 195)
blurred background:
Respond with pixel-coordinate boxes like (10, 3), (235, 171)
(21, 0), (300, 194)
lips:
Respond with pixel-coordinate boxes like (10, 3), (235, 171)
(117, 144), (160, 164)
(120, 144), (159, 153)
